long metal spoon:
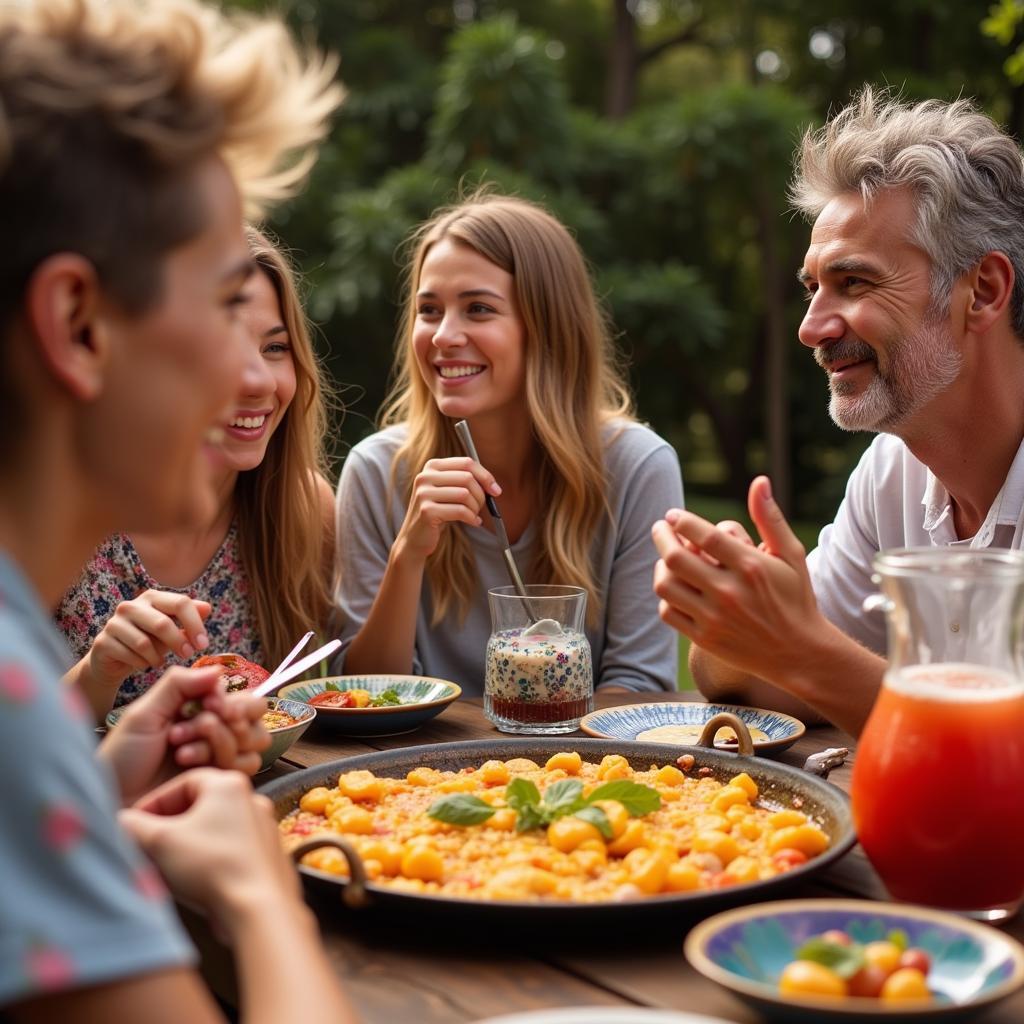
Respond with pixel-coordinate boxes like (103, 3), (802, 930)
(453, 419), (560, 634)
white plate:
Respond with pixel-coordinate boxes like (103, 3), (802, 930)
(474, 1009), (733, 1024)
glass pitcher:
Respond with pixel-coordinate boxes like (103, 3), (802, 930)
(484, 584), (593, 734)
(851, 548), (1024, 920)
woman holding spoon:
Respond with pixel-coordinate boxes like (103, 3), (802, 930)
(336, 191), (684, 694)
(58, 227), (337, 720)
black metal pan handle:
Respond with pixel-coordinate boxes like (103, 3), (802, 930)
(695, 712), (755, 756)
(290, 835), (371, 909)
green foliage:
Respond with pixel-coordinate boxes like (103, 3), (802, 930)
(244, 0), (1018, 524)
(317, 165), (447, 320)
(602, 264), (724, 360)
(428, 15), (572, 181)
(983, 0), (1024, 83)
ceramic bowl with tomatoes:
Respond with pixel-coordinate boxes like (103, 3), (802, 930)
(684, 898), (1024, 1021)
(276, 675), (461, 737)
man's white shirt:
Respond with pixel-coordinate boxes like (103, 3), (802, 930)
(806, 432), (1024, 655)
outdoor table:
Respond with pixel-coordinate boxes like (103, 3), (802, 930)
(196, 690), (1024, 1022)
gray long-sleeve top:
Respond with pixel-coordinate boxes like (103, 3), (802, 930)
(333, 420), (684, 696)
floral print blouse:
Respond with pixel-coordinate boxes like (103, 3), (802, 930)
(55, 524), (263, 707)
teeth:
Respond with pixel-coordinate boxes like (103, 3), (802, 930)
(439, 366), (484, 379)
(229, 415), (267, 429)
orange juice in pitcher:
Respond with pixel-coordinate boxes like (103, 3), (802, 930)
(851, 550), (1024, 920)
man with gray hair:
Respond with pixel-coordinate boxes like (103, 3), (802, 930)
(652, 87), (1024, 736)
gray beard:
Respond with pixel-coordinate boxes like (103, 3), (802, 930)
(820, 321), (962, 433)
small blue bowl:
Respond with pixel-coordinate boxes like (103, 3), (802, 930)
(685, 899), (1024, 1021)
(276, 675), (461, 737)
(580, 701), (804, 755)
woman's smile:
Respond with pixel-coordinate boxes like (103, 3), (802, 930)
(226, 409), (272, 439)
(436, 361), (486, 383)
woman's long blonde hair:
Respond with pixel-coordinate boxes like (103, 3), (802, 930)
(234, 226), (334, 667)
(380, 193), (635, 626)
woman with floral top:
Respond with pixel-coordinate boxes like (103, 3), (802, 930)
(58, 227), (336, 720)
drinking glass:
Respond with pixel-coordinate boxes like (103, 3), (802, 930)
(851, 548), (1024, 920)
(484, 585), (594, 735)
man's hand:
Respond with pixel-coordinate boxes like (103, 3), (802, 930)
(99, 666), (270, 805)
(651, 476), (826, 685)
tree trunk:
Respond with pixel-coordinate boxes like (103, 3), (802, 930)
(606, 0), (636, 120)
(1010, 81), (1024, 143)
(757, 184), (790, 515)
(686, 373), (751, 502)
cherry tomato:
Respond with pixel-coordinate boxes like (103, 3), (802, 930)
(819, 929), (853, 946)
(880, 967), (930, 1001)
(308, 690), (356, 708)
(898, 948), (931, 975)
(778, 960), (847, 998)
(772, 848), (808, 871)
(863, 940), (903, 974)
(847, 964), (888, 998)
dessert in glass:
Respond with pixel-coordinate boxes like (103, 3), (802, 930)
(485, 585), (593, 734)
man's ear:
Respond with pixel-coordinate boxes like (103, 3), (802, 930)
(964, 250), (1014, 335)
(23, 254), (110, 401)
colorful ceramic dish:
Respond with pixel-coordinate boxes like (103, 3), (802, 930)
(276, 675), (461, 737)
(580, 702), (805, 755)
(684, 898), (1024, 1021)
(106, 696), (315, 774)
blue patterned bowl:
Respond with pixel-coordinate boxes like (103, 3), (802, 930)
(276, 675), (461, 736)
(580, 701), (804, 755)
(685, 899), (1024, 1021)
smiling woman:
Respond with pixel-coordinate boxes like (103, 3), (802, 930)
(334, 191), (685, 697)
(57, 227), (338, 721)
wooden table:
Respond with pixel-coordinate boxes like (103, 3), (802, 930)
(246, 691), (1024, 1022)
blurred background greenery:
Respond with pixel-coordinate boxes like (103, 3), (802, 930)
(233, 0), (1024, 539)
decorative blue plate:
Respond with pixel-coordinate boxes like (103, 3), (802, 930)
(276, 675), (461, 736)
(685, 899), (1024, 1021)
(580, 701), (804, 755)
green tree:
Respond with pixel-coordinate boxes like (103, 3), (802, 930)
(232, 0), (1019, 525)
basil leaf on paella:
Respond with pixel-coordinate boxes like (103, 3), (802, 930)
(543, 779), (585, 813)
(584, 779), (661, 816)
(573, 804), (613, 839)
(427, 793), (496, 826)
(505, 777), (542, 811)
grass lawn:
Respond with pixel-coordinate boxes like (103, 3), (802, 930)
(672, 493), (823, 691)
